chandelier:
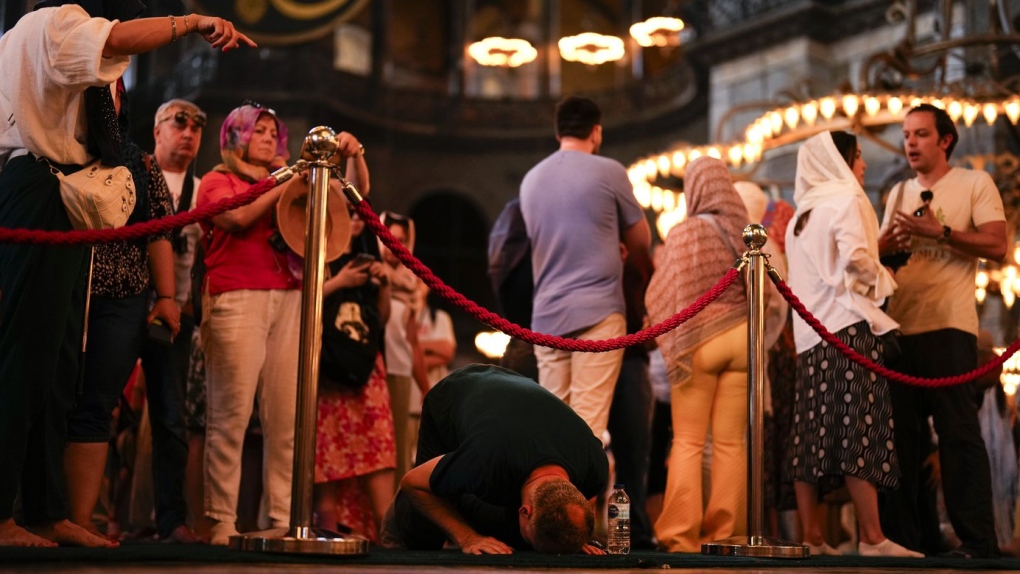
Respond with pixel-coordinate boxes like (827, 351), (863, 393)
(467, 37), (538, 68)
(557, 32), (626, 66)
(630, 0), (1020, 238)
(630, 16), (684, 48)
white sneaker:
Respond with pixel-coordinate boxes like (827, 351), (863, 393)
(859, 539), (924, 558)
(804, 541), (841, 556)
(209, 521), (240, 546)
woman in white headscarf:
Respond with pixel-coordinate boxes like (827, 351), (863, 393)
(785, 131), (920, 558)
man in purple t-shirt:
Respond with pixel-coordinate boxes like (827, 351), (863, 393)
(519, 96), (652, 442)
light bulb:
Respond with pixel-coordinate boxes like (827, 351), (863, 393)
(982, 102), (998, 125)
(769, 111), (783, 135)
(819, 97), (837, 120)
(947, 99), (963, 122)
(784, 106), (799, 129)
(801, 101), (818, 125)
(864, 96), (881, 117)
(842, 94), (859, 117)
(887, 96), (903, 115)
(963, 102), (979, 127)
(728, 145), (743, 166)
(1005, 98), (1020, 124)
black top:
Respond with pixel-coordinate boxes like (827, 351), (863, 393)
(422, 364), (608, 509)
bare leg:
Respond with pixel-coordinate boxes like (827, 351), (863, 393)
(28, 519), (117, 548)
(845, 476), (884, 545)
(64, 441), (115, 543)
(0, 518), (56, 547)
(794, 481), (823, 546)
(313, 481), (338, 531)
(363, 469), (396, 525)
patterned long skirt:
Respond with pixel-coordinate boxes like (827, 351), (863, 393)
(786, 321), (900, 497)
(314, 353), (396, 541)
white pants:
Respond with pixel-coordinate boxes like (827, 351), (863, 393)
(534, 313), (626, 441)
(202, 289), (301, 528)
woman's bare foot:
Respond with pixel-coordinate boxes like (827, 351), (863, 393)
(0, 519), (57, 547)
(29, 520), (119, 548)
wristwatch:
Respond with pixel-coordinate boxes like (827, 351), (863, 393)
(937, 225), (951, 244)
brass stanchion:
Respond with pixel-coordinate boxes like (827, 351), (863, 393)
(230, 127), (369, 555)
(701, 224), (808, 558)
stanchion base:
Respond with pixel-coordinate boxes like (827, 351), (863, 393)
(702, 535), (808, 558)
(229, 526), (370, 555)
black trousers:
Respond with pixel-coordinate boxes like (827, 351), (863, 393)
(141, 313), (195, 538)
(607, 353), (654, 547)
(0, 156), (88, 524)
(381, 398), (450, 550)
(879, 328), (999, 557)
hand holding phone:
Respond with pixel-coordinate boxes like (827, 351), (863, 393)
(148, 318), (174, 346)
(353, 253), (376, 266)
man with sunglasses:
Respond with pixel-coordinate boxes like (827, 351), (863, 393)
(877, 104), (1006, 559)
(138, 99), (207, 543)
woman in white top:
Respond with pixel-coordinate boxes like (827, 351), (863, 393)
(785, 131), (921, 558)
(0, 1), (251, 548)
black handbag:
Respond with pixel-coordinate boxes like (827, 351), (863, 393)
(320, 282), (382, 391)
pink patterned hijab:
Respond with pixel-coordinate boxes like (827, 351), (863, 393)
(645, 157), (749, 382)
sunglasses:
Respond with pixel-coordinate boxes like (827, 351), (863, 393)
(158, 110), (207, 129)
(913, 190), (934, 217)
(243, 99), (277, 116)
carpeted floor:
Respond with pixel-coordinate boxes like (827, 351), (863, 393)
(0, 544), (1018, 570)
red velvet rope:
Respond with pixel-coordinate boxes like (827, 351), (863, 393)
(773, 276), (1020, 388)
(354, 200), (741, 352)
(0, 175), (281, 244)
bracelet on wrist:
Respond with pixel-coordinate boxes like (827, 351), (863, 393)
(169, 15), (178, 42)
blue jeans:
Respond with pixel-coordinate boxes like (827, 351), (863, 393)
(141, 312), (195, 538)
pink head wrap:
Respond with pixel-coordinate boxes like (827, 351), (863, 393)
(219, 103), (289, 160)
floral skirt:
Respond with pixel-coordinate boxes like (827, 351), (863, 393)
(315, 353), (396, 483)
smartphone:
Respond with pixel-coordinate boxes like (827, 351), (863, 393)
(148, 319), (174, 346)
(353, 253), (376, 265)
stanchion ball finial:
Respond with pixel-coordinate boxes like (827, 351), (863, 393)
(742, 223), (768, 251)
(304, 126), (338, 161)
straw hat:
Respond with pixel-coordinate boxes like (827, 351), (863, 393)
(275, 176), (351, 262)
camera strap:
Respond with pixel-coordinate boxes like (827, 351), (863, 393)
(171, 165), (195, 252)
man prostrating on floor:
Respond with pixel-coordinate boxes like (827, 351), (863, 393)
(380, 364), (608, 555)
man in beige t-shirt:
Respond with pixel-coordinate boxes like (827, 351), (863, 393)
(877, 104), (1006, 559)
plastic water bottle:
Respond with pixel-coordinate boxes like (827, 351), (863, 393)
(607, 484), (631, 554)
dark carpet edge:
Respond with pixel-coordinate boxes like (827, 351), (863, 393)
(0, 545), (1017, 569)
